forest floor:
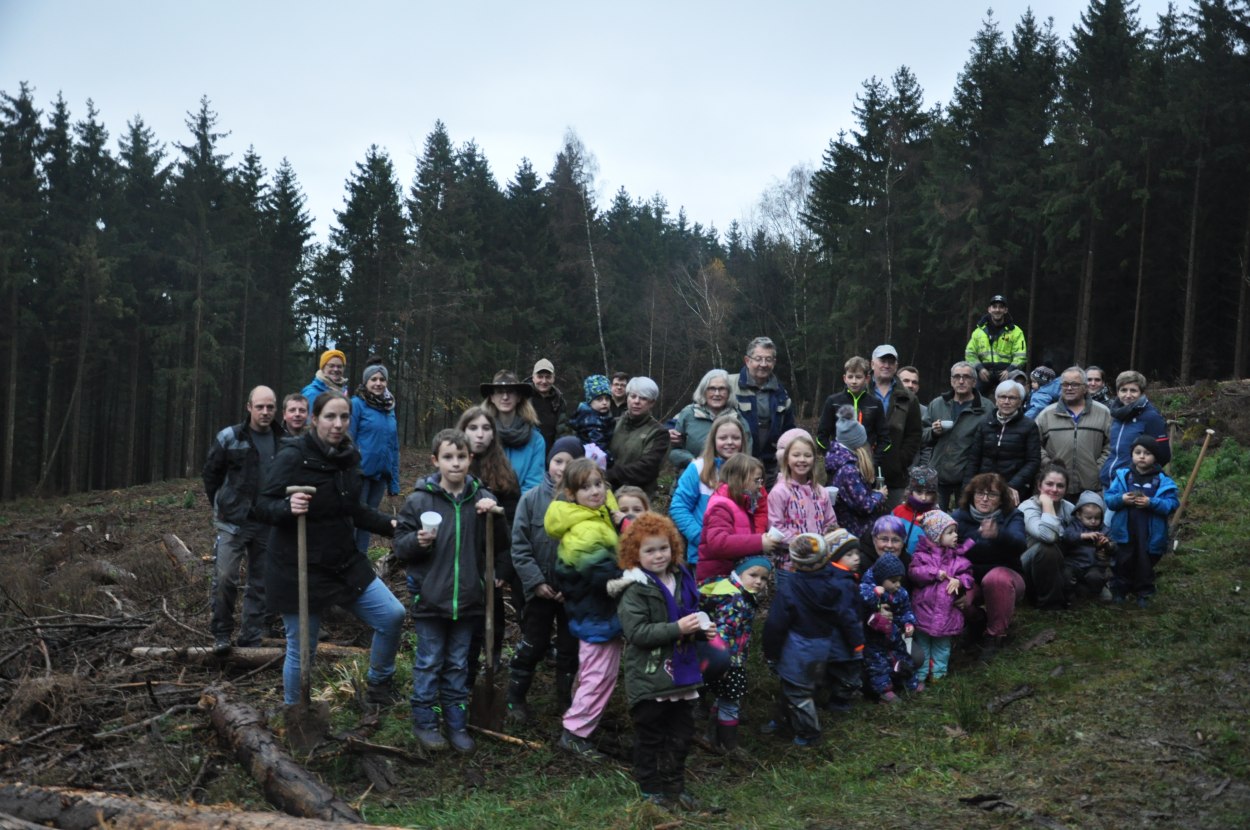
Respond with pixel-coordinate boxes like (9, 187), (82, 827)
(0, 381), (1248, 829)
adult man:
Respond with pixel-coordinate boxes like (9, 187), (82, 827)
(728, 336), (795, 484)
(202, 386), (283, 655)
(871, 345), (923, 507)
(609, 372), (630, 419)
(281, 393), (308, 436)
(528, 358), (569, 450)
(924, 361), (990, 509)
(965, 295), (1028, 398)
(898, 366), (926, 421)
(1035, 367), (1111, 495)
(1085, 365), (1112, 405)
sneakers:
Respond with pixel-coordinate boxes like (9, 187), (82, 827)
(212, 636), (232, 657)
(792, 734), (815, 747)
(557, 729), (606, 762)
(878, 690), (899, 704)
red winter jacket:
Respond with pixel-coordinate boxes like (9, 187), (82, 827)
(696, 483), (769, 583)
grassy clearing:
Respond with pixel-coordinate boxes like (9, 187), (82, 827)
(209, 441), (1250, 828)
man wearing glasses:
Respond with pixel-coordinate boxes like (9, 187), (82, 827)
(729, 336), (795, 485)
(924, 361), (990, 509)
(1035, 367), (1112, 495)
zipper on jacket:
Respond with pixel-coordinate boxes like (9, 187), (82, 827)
(452, 493), (463, 621)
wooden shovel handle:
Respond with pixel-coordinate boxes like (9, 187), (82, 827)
(285, 485), (317, 703)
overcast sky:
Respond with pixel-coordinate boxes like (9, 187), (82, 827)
(2, 0), (1177, 243)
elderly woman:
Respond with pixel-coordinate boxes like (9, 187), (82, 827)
(952, 473), (1028, 659)
(255, 392), (405, 709)
(1018, 462), (1077, 610)
(350, 360), (400, 554)
(968, 379), (1040, 503)
(481, 370), (547, 494)
(666, 368), (751, 475)
(1099, 370), (1171, 489)
(605, 376), (669, 497)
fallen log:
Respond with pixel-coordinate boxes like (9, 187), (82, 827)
(199, 685), (362, 822)
(132, 643), (367, 669)
(161, 532), (200, 568)
(0, 781), (409, 829)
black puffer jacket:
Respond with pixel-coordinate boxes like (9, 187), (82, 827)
(966, 409), (1041, 499)
(255, 433), (394, 614)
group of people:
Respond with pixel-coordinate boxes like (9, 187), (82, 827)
(200, 306), (1183, 813)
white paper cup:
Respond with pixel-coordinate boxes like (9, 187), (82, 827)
(939, 420), (955, 430)
(420, 511), (442, 534)
(694, 611), (714, 633)
(766, 527), (786, 542)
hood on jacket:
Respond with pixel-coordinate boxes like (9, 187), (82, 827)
(1073, 490), (1106, 515)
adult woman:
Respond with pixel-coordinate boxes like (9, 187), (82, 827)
(669, 414), (747, 560)
(666, 369), (751, 475)
(481, 370), (546, 493)
(823, 406), (887, 540)
(301, 349), (348, 402)
(350, 360), (400, 554)
(605, 376), (669, 497)
(1018, 463), (1076, 610)
(1100, 370), (1171, 489)
(952, 473), (1028, 658)
(968, 379), (1040, 503)
(255, 393), (405, 708)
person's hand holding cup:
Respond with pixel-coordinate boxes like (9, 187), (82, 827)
(417, 510), (442, 546)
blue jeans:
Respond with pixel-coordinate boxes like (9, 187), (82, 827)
(280, 577), (405, 705)
(355, 476), (389, 554)
(411, 616), (476, 710)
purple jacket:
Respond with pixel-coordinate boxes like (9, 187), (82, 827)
(908, 536), (975, 637)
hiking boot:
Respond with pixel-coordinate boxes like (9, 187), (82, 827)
(505, 700), (532, 724)
(365, 677), (399, 709)
(212, 636), (232, 657)
(444, 702), (475, 754)
(557, 729), (605, 762)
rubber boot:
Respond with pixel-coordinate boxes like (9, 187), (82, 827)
(443, 702), (475, 754)
(506, 670), (533, 724)
(555, 671), (575, 715)
(715, 722), (750, 761)
(411, 705), (447, 752)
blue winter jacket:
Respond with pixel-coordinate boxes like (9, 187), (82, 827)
(349, 396), (400, 494)
(1104, 467), (1179, 555)
(301, 375), (346, 405)
(1100, 397), (1171, 488)
(762, 564), (864, 681)
(669, 457), (721, 561)
(503, 429), (547, 494)
(1024, 378), (1061, 420)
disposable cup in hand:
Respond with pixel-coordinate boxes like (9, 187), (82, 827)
(420, 511), (442, 534)
(694, 611), (714, 633)
(766, 527), (786, 542)
(939, 420), (955, 430)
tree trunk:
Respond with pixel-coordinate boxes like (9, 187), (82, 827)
(199, 685), (363, 822)
(0, 781), (405, 829)
(186, 242), (205, 478)
(124, 325), (140, 486)
(132, 644), (367, 668)
(1026, 231), (1040, 369)
(1179, 151), (1202, 384)
(2, 281), (16, 500)
(1073, 211), (1097, 366)
(1234, 193), (1250, 379)
(238, 255), (250, 409)
(1130, 149), (1151, 369)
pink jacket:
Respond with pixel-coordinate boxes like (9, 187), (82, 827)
(696, 483), (768, 583)
(767, 477), (838, 572)
(908, 536), (976, 637)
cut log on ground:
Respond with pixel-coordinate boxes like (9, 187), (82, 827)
(161, 533), (199, 568)
(0, 781), (409, 829)
(132, 644), (367, 669)
(199, 685), (362, 822)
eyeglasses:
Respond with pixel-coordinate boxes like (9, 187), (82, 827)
(973, 491), (1000, 500)
(753, 476), (765, 484)
(996, 394), (1021, 401)
(747, 355), (776, 365)
(951, 374), (975, 381)
(706, 386), (730, 394)
(1060, 382), (1084, 389)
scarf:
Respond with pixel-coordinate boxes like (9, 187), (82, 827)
(645, 567), (702, 688)
(307, 431), (359, 466)
(996, 408), (1017, 425)
(315, 369), (347, 397)
(354, 385), (395, 412)
(969, 505), (1001, 523)
(495, 414), (533, 449)
(1109, 396), (1147, 422)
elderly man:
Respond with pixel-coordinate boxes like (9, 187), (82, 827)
(871, 345), (923, 507)
(923, 361), (990, 509)
(528, 358), (569, 450)
(965, 295), (1028, 399)
(1035, 367), (1112, 495)
(202, 386), (283, 655)
(728, 336), (795, 485)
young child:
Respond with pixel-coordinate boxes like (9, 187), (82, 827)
(506, 436), (584, 723)
(616, 486), (650, 521)
(761, 530), (864, 744)
(1105, 435), (1179, 608)
(909, 510), (975, 685)
(892, 464), (940, 559)
(696, 453), (776, 585)
(825, 407), (888, 540)
(1062, 491), (1116, 600)
(699, 555), (772, 756)
(609, 513), (712, 811)
(544, 458), (625, 761)
(393, 429), (502, 754)
(860, 553), (919, 702)
(569, 374), (616, 468)
(768, 429), (839, 577)
(815, 356), (890, 457)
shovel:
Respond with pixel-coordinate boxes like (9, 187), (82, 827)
(470, 506), (509, 730)
(285, 484), (330, 752)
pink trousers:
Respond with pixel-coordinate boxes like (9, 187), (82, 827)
(562, 638), (622, 737)
(966, 567), (1026, 637)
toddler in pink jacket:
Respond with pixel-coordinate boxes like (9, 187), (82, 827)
(908, 510), (974, 686)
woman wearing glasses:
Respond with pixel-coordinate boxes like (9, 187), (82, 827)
(968, 379), (1041, 504)
(666, 369), (752, 476)
(951, 472), (1028, 660)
